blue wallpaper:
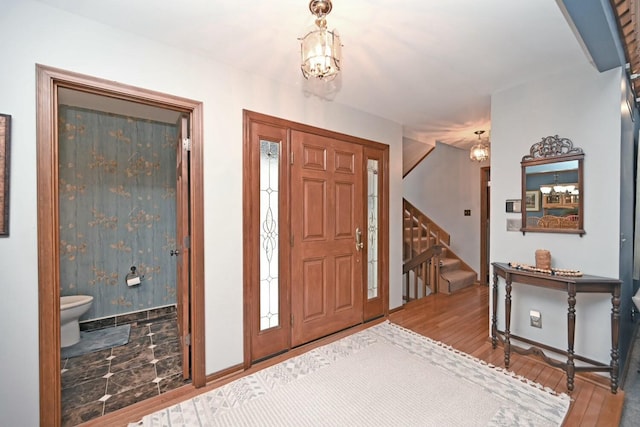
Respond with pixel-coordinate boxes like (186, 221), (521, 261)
(58, 105), (178, 320)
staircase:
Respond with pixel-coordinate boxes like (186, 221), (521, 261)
(438, 249), (477, 294)
(403, 199), (477, 299)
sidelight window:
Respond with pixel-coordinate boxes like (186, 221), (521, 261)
(259, 140), (280, 330)
(367, 158), (379, 299)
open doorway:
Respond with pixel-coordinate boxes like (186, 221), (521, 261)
(36, 65), (205, 426)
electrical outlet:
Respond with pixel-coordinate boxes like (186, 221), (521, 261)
(530, 310), (542, 328)
(464, 209), (471, 216)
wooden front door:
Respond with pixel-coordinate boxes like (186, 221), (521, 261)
(243, 110), (388, 365)
(290, 130), (364, 346)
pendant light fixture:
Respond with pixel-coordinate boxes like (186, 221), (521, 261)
(470, 130), (490, 162)
(540, 173), (578, 203)
(300, 0), (342, 81)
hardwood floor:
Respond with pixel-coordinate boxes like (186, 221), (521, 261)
(85, 284), (623, 426)
(389, 284), (624, 427)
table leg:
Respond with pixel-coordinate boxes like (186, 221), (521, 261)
(567, 283), (576, 392)
(491, 270), (498, 349)
(610, 284), (620, 393)
(504, 276), (512, 368)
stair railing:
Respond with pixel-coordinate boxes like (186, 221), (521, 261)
(403, 199), (478, 299)
(402, 199), (451, 302)
(403, 199), (450, 249)
(403, 245), (442, 302)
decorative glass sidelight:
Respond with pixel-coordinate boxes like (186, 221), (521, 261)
(367, 159), (379, 299)
(259, 140), (280, 330)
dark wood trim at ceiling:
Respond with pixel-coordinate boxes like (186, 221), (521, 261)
(611, 1), (640, 92)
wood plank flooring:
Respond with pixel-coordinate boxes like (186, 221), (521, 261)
(85, 284), (623, 426)
(389, 284), (624, 427)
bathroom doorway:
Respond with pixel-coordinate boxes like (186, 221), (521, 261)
(36, 65), (205, 426)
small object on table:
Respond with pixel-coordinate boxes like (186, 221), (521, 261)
(535, 249), (551, 270)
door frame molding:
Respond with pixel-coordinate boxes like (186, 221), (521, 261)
(480, 166), (490, 285)
(36, 64), (206, 425)
(242, 110), (389, 366)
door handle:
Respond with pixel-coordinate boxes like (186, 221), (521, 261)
(355, 227), (364, 251)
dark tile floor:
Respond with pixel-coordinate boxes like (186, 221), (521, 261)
(61, 307), (190, 426)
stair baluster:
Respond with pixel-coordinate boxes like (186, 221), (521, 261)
(402, 199), (477, 302)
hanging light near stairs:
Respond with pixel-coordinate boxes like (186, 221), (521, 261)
(470, 130), (490, 162)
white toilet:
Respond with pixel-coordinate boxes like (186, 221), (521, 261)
(60, 295), (94, 348)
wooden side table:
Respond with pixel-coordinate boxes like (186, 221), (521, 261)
(491, 262), (621, 393)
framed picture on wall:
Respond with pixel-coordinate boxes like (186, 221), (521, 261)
(0, 114), (10, 236)
(525, 190), (540, 212)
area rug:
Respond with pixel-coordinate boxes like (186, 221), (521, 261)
(130, 321), (570, 426)
(61, 324), (131, 359)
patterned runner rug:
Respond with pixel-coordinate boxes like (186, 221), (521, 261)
(131, 321), (570, 426)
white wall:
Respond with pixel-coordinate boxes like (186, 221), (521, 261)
(404, 142), (487, 273)
(0, 1), (404, 425)
(490, 63), (622, 364)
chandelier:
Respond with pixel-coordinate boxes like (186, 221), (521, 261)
(469, 130), (490, 162)
(300, 0), (342, 81)
(540, 173), (579, 203)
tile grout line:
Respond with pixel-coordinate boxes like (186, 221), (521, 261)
(101, 347), (114, 416)
(149, 323), (161, 395)
(62, 309), (179, 424)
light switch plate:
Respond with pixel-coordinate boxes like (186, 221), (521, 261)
(530, 310), (542, 328)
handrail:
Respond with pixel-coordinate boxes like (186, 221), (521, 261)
(402, 199), (447, 301)
(403, 245), (442, 273)
(403, 199), (450, 246)
(402, 198), (477, 302)
(403, 144), (435, 178)
(403, 199), (456, 302)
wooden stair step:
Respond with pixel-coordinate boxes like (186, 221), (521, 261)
(439, 257), (460, 272)
(440, 270), (476, 294)
(409, 236), (433, 244)
(404, 227), (427, 238)
(403, 216), (417, 225)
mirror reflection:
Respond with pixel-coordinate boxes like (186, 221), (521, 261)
(525, 161), (579, 228)
(520, 136), (584, 235)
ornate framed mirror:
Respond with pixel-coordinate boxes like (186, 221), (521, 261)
(520, 135), (585, 236)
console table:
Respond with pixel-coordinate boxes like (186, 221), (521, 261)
(491, 262), (621, 393)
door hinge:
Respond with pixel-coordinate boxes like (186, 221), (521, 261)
(185, 333), (191, 346)
(182, 137), (191, 152)
(290, 234), (294, 247)
(290, 152), (294, 165)
(290, 314), (294, 326)
(184, 235), (191, 249)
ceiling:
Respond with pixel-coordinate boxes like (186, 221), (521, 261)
(38, 0), (595, 149)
